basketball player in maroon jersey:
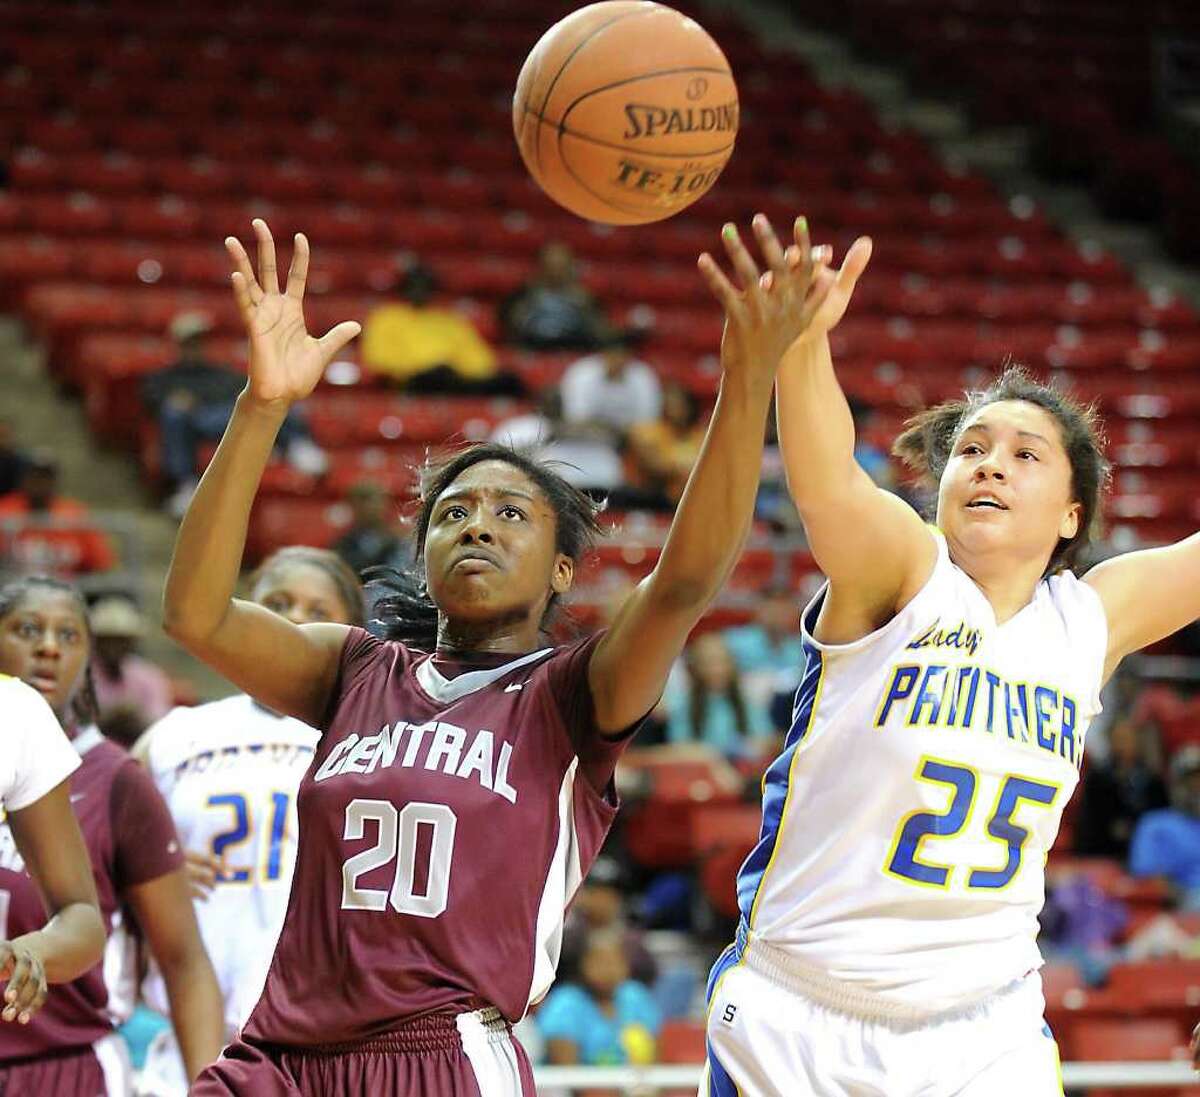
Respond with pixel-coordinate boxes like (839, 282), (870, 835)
(0, 577), (224, 1094)
(168, 215), (827, 1095)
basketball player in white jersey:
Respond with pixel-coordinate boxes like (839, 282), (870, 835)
(134, 547), (363, 1094)
(698, 216), (1200, 1095)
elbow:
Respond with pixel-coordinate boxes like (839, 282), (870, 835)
(158, 936), (217, 990)
(161, 589), (222, 651)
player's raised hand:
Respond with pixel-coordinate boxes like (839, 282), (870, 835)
(225, 219), (361, 406)
(786, 218), (872, 348)
(0, 939), (47, 1025)
(697, 214), (869, 383)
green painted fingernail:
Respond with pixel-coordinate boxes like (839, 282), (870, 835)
(723, 223), (736, 239)
(798, 216), (808, 233)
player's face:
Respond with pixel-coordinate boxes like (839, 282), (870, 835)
(254, 563), (356, 626)
(936, 401), (1080, 568)
(0, 590), (90, 721)
(423, 461), (573, 629)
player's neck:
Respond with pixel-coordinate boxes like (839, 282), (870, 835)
(436, 615), (544, 657)
(958, 555), (1045, 624)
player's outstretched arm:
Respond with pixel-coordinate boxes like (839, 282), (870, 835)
(775, 226), (936, 643)
(1085, 530), (1200, 681)
(589, 214), (814, 734)
(162, 220), (360, 726)
(4, 782), (104, 1017)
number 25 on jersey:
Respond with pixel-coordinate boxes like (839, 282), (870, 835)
(885, 755), (1060, 891)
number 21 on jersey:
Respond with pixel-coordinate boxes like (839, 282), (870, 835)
(884, 755), (1060, 891)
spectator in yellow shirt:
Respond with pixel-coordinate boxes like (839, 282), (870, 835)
(361, 263), (524, 396)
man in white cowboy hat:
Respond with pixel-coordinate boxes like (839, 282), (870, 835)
(141, 311), (329, 518)
(89, 596), (174, 740)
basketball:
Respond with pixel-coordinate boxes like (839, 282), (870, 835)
(512, 1), (739, 225)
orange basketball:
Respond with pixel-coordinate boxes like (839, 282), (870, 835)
(512, 1), (738, 225)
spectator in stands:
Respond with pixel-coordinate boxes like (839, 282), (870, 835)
(1129, 745), (1200, 908)
(1075, 718), (1169, 859)
(142, 313), (328, 518)
(331, 481), (409, 576)
(490, 389), (624, 494)
(0, 451), (116, 576)
(723, 583), (805, 729)
(559, 856), (656, 987)
(560, 329), (662, 450)
(623, 381), (706, 510)
(361, 262), (524, 396)
(499, 241), (607, 351)
(0, 417), (30, 496)
(88, 596), (174, 746)
(537, 929), (661, 1066)
(663, 632), (775, 759)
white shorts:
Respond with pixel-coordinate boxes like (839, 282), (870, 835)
(702, 943), (1064, 1097)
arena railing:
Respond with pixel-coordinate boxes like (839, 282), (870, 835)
(533, 1061), (1199, 1092)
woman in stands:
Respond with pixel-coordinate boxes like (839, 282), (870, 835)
(168, 215), (830, 1095)
(0, 576), (224, 1094)
(134, 546), (364, 1094)
(704, 219), (1200, 1094)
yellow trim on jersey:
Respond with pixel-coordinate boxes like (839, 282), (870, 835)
(748, 652), (828, 929)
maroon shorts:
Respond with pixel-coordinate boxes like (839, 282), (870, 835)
(191, 1008), (536, 1097)
(0, 1034), (128, 1096)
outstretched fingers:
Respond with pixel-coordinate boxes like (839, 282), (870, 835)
(720, 223), (765, 319)
(697, 252), (744, 318)
(224, 235), (262, 304)
(752, 214), (788, 274)
(286, 233), (310, 300)
(317, 320), (363, 362)
(836, 236), (873, 296)
(229, 271), (256, 324)
(252, 218), (280, 295)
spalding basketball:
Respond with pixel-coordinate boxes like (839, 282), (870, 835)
(513, 1), (738, 225)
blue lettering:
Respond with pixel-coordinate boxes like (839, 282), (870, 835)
(911, 665), (949, 726)
(1059, 698), (1077, 766)
(876, 665), (921, 727)
(1034, 687), (1058, 752)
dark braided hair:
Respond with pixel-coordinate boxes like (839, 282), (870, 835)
(892, 365), (1110, 575)
(250, 546), (366, 627)
(370, 442), (604, 650)
(0, 575), (99, 728)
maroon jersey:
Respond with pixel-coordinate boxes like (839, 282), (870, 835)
(0, 726), (183, 1059)
(244, 629), (634, 1047)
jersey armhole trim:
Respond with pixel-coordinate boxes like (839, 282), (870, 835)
(800, 527), (947, 657)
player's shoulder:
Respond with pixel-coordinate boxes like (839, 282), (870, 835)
(0, 673), (44, 707)
(0, 674), (61, 732)
(140, 695), (255, 768)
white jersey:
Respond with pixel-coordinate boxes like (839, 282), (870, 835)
(140, 695), (319, 1032)
(0, 674), (80, 811)
(736, 532), (1107, 1017)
